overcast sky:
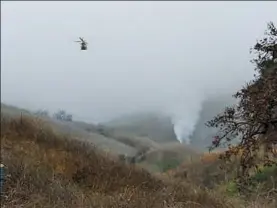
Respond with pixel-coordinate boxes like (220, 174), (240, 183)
(1, 1), (277, 141)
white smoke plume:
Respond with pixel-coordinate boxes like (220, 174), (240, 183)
(2, 1), (274, 142)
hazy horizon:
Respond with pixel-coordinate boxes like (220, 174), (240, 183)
(1, 1), (277, 142)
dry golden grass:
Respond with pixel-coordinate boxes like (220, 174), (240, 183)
(0, 115), (270, 208)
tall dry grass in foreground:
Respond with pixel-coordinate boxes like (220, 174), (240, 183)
(0, 115), (263, 207)
(168, 150), (276, 207)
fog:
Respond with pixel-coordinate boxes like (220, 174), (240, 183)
(1, 2), (277, 143)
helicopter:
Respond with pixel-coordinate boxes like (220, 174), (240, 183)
(75, 37), (88, 50)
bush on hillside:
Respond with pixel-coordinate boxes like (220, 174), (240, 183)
(53, 109), (73, 122)
(207, 22), (277, 182)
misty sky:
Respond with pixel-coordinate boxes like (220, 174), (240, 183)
(1, 2), (277, 142)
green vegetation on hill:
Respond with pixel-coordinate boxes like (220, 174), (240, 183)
(140, 143), (199, 172)
(170, 152), (276, 205)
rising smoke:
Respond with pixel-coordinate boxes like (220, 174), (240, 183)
(167, 93), (205, 144)
(1, 1), (266, 142)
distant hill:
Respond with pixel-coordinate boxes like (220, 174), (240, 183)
(0, 103), (182, 156)
(1, 103), (137, 157)
(1, 103), (199, 172)
(189, 94), (237, 150)
(1, 103), (33, 117)
(0, 103), (207, 175)
(104, 112), (178, 143)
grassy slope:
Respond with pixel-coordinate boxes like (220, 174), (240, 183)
(1, 115), (239, 208)
(1, 103), (138, 157)
(1, 103), (199, 168)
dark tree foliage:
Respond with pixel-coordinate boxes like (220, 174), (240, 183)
(206, 22), (277, 182)
(53, 110), (73, 122)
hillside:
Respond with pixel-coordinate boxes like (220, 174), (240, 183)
(169, 152), (277, 204)
(1, 103), (137, 157)
(1, 103), (195, 165)
(104, 112), (178, 143)
(0, 115), (241, 208)
(140, 142), (200, 172)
